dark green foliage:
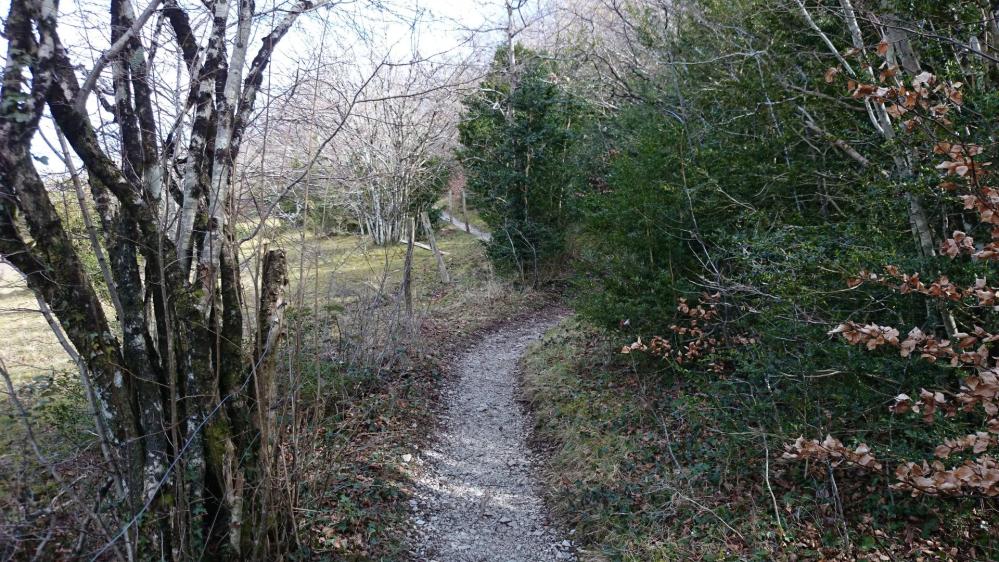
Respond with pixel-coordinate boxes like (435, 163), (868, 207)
(458, 46), (588, 282)
(487, 0), (999, 556)
(571, 106), (694, 331)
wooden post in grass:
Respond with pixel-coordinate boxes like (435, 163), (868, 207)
(402, 216), (416, 316)
(462, 190), (470, 234)
(420, 211), (450, 284)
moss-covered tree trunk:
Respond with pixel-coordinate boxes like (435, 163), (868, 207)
(0, 0), (306, 558)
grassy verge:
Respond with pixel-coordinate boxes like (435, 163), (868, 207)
(522, 318), (998, 562)
(459, 208), (489, 233)
(435, 196), (489, 234)
(522, 318), (733, 561)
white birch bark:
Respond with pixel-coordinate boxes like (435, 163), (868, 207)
(198, 0), (254, 306)
(176, 0), (231, 270)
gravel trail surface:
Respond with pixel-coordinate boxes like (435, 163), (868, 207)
(440, 210), (492, 242)
(408, 315), (575, 561)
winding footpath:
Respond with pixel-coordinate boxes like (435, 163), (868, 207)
(408, 315), (576, 561)
(441, 210), (492, 242)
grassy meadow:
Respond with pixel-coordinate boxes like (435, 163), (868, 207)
(0, 221), (490, 382)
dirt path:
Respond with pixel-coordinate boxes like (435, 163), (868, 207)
(441, 210), (492, 242)
(408, 315), (575, 561)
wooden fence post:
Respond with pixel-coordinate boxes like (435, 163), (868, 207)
(401, 216), (415, 316)
(421, 211), (450, 283)
(461, 190), (470, 234)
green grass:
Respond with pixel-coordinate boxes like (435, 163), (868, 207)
(0, 263), (75, 382)
(460, 208), (489, 233)
(522, 318), (738, 561)
(0, 222), (489, 381)
(243, 223), (484, 300)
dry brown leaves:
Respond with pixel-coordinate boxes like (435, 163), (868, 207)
(621, 293), (756, 372)
(894, 457), (999, 496)
(781, 435), (882, 471)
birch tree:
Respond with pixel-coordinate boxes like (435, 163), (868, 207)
(0, 0), (327, 557)
(337, 65), (458, 245)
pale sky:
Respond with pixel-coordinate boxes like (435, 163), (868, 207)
(0, 0), (526, 174)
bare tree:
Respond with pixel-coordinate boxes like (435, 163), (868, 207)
(338, 66), (457, 245)
(0, 0), (319, 556)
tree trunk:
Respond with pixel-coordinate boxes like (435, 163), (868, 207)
(401, 216), (416, 316)
(0, 0), (314, 557)
(421, 211), (450, 283)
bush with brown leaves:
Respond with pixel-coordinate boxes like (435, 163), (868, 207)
(786, 71), (999, 498)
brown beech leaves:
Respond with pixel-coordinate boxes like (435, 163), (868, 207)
(839, 67), (964, 132)
(782, 436), (883, 471)
(621, 292), (757, 373)
(894, 458), (999, 497)
(822, 312), (999, 496)
(785, 68), (999, 497)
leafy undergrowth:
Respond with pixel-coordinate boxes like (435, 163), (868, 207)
(0, 371), (108, 557)
(522, 318), (999, 562)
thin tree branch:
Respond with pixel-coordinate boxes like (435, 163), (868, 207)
(73, 0), (163, 114)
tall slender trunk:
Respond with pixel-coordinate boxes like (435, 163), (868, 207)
(401, 216), (416, 316)
(837, 0), (958, 338)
